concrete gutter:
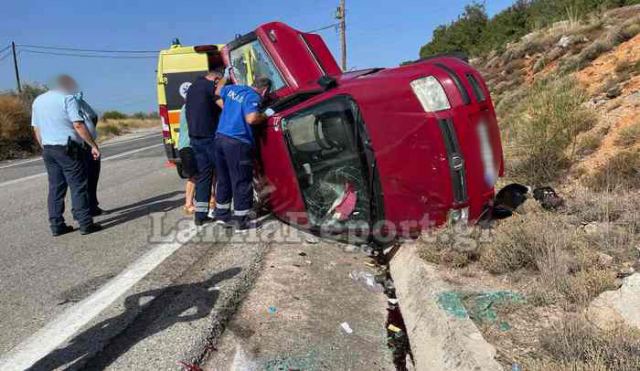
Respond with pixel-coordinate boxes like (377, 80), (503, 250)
(389, 243), (503, 371)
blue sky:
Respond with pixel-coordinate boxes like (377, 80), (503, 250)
(0, 0), (515, 113)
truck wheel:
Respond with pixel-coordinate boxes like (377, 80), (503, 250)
(176, 163), (188, 179)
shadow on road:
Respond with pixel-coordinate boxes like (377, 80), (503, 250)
(98, 191), (184, 230)
(28, 267), (242, 371)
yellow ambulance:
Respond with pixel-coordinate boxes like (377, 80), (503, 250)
(156, 41), (224, 178)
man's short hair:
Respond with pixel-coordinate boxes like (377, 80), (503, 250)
(252, 76), (272, 92)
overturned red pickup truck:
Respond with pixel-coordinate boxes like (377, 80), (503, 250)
(220, 22), (504, 240)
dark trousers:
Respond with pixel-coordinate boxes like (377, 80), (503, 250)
(83, 147), (101, 212)
(191, 136), (216, 221)
(42, 145), (93, 232)
(214, 135), (254, 222)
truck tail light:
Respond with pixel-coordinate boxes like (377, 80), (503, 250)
(159, 105), (170, 139)
(410, 76), (451, 112)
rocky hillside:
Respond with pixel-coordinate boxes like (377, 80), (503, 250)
(414, 5), (640, 370)
(474, 5), (640, 189)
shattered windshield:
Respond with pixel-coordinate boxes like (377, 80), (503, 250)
(229, 40), (286, 91)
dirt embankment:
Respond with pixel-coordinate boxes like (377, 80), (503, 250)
(409, 5), (640, 370)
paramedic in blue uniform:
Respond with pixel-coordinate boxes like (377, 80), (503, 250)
(213, 74), (272, 230)
(185, 70), (222, 225)
(31, 75), (102, 236)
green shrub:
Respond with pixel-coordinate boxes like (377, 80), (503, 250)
(419, 0), (639, 59)
(97, 123), (122, 137)
(102, 111), (128, 120)
(614, 122), (640, 147)
(505, 76), (595, 184)
(576, 132), (603, 156)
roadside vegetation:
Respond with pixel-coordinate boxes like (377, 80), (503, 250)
(0, 89), (159, 159)
(98, 111), (159, 140)
(416, 3), (640, 370)
(418, 0), (640, 59)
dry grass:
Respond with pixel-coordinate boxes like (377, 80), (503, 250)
(0, 94), (38, 160)
(614, 122), (640, 147)
(524, 317), (640, 370)
(0, 94), (31, 141)
(417, 226), (488, 269)
(576, 131), (605, 156)
(561, 15), (640, 72)
(97, 118), (159, 142)
(587, 148), (640, 191)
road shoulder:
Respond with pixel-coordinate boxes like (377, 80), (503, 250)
(204, 226), (393, 371)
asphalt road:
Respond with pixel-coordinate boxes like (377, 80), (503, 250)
(0, 130), (263, 370)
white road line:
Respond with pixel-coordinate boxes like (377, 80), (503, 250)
(0, 134), (158, 170)
(0, 157), (42, 170)
(0, 224), (198, 371)
(0, 143), (163, 188)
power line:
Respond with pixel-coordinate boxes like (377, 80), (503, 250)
(0, 52), (11, 62)
(0, 44), (10, 54)
(306, 23), (340, 34)
(19, 49), (157, 59)
(17, 44), (158, 54)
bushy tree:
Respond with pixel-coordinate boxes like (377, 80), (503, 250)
(418, 0), (639, 59)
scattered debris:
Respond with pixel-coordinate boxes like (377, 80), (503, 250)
(437, 290), (525, 326)
(492, 183), (531, 219)
(388, 324), (402, 333)
(304, 235), (319, 244)
(340, 322), (353, 334)
(349, 270), (384, 292)
(268, 306), (277, 315)
(532, 186), (565, 210)
(386, 285), (413, 371)
(298, 252), (307, 257)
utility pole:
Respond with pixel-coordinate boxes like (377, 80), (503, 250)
(11, 42), (21, 93)
(336, 0), (347, 71)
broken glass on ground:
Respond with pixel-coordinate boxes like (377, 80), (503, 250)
(437, 290), (525, 331)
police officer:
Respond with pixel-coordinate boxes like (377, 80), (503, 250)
(73, 89), (103, 216)
(213, 75), (272, 231)
(185, 70), (223, 226)
(31, 75), (102, 236)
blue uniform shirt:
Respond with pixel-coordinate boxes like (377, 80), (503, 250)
(216, 85), (261, 145)
(31, 90), (84, 145)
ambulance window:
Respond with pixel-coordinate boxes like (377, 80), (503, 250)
(283, 97), (371, 230)
(229, 40), (286, 91)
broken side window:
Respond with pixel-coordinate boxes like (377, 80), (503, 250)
(282, 96), (372, 232)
